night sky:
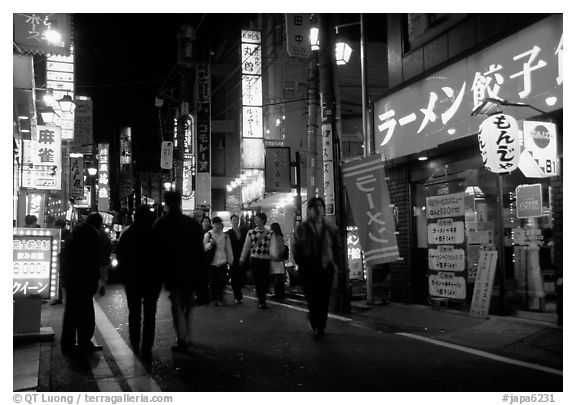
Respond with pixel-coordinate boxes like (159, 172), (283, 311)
(72, 13), (202, 148)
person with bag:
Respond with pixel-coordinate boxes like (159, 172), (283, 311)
(239, 212), (272, 309)
(151, 191), (207, 355)
(294, 197), (341, 339)
(226, 214), (248, 304)
(269, 222), (287, 300)
(203, 216), (233, 306)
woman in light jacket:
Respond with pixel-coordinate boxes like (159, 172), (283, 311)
(269, 222), (286, 300)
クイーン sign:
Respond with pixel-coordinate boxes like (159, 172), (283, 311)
(516, 184), (543, 218)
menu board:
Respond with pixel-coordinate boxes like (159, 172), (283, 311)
(426, 179), (467, 300)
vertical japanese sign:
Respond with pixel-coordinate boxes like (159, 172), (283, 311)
(119, 128), (133, 201)
(343, 154), (400, 265)
(347, 227), (365, 280)
(97, 143), (110, 212)
(69, 155), (84, 199)
(160, 141), (173, 170)
(265, 147), (291, 192)
(24, 125), (62, 190)
(196, 63), (211, 209)
(72, 96), (93, 154)
(241, 29), (264, 205)
(285, 13), (311, 58)
(47, 53), (75, 140)
(13, 228), (60, 300)
(426, 180), (467, 300)
(469, 249), (498, 318)
(322, 124), (335, 216)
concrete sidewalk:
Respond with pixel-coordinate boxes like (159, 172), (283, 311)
(346, 299), (563, 371)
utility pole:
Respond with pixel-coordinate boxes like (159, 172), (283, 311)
(318, 13), (351, 314)
(306, 49), (320, 203)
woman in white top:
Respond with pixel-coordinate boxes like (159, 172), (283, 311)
(269, 222), (287, 299)
(204, 216), (233, 306)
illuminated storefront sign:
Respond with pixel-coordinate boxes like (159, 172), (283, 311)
(374, 15), (562, 161)
(13, 228), (60, 299)
(97, 143), (110, 211)
(13, 13), (72, 56)
(347, 227), (365, 281)
(120, 127), (132, 165)
(47, 53), (75, 140)
(22, 125), (62, 190)
(196, 63), (211, 209)
(519, 121), (558, 177)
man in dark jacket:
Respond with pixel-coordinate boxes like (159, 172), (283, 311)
(151, 191), (207, 355)
(226, 214), (248, 304)
(294, 197), (341, 339)
(60, 212), (107, 354)
(117, 205), (161, 362)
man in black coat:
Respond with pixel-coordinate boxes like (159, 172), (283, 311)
(226, 214), (248, 304)
(117, 205), (161, 362)
(151, 191), (207, 355)
(60, 212), (107, 354)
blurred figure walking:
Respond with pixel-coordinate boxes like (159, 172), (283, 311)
(294, 197), (341, 339)
(117, 205), (162, 363)
(152, 191), (207, 355)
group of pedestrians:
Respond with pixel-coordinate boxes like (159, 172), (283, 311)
(58, 191), (340, 364)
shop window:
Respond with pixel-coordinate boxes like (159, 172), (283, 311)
(413, 165), (557, 315)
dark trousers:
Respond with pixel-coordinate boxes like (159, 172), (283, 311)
(230, 263), (245, 301)
(250, 258), (270, 305)
(125, 284), (160, 354)
(209, 264), (229, 302)
(61, 287), (96, 351)
(302, 267), (334, 331)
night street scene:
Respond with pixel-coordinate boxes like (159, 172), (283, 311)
(10, 7), (569, 402)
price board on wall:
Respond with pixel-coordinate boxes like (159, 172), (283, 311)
(426, 178), (467, 300)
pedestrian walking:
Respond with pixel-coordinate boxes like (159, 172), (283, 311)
(269, 222), (287, 300)
(116, 205), (162, 362)
(294, 197), (341, 339)
(240, 212), (272, 309)
(151, 191), (207, 355)
(60, 212), (107, 354)
(204, 216), (233, 306)
(226, 214), (248, 304)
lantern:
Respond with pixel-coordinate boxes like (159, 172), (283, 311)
(478, 113), (520, 174)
